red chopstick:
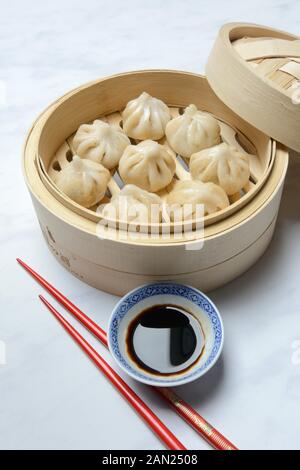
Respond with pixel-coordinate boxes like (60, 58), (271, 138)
(39, 295), (185, 450)
(17, 258), (238, 450)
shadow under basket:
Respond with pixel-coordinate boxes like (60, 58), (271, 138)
(23, 70), (289, 295)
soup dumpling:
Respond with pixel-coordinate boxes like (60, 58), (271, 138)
(53, 155), (110, 208)
(190, 142), (251, 195)
(73, 120), (130, 170)
(122, 92), (171, 140)
(165, 180), (229, 221)
(118, 140), (176, 192)
(166, 104), (221, 158)
(99, 184), (162, 224)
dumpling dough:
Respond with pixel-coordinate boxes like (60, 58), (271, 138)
(99, 184), (162, 224)
(165, 180), (229, 221)
(53, 155), (110, 208)
(118, 140), (176, 192)
(73, 120), (130, 170)
(190, 142), (250, 195)
(122, 92), (171, 140)
(166, 104), (221, 158)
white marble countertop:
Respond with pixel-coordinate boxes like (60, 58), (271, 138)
(1, 0), (300, 450)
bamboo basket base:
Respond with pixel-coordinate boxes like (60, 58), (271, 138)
(40, 216), (277, 296)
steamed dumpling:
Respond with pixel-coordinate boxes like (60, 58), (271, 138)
(190, 142), (250, 195)
(122, 92), (171, 140)
(99, 184), (162, 224)
(53, 155), (110, 208)
(166, 104), (221, 158)
(73, 120), (130, 170)
(118, 140), (176, 192)
(164, 180), (229, 221)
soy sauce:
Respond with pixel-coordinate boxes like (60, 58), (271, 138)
(126, 305), (205, 376)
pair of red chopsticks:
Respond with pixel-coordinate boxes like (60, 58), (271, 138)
(17, 258), (238, 451)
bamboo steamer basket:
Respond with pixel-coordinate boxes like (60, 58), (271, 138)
(23, 66), (289, 295)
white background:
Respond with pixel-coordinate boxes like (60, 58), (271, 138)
(1, 0), (300, 450)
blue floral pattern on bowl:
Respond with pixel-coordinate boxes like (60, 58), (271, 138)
(108, 283), (223, 385)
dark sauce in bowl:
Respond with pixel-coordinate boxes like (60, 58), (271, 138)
(126, 305), (205, 376)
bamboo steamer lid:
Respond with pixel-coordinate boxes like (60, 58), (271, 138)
(206, 22), (300, 152)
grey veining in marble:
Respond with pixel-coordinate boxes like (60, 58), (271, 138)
(1, 0), (300, 450)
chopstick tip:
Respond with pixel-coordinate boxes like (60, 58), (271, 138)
(39, 294), (52, 310)
(16, 258), (27, 268)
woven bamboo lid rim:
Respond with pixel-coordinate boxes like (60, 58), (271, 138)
(206, 22), (300, 153)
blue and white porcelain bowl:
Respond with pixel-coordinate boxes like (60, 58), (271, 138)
(108, 283), (224, 387)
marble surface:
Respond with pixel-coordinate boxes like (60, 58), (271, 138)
(1, 0), (300, 450)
